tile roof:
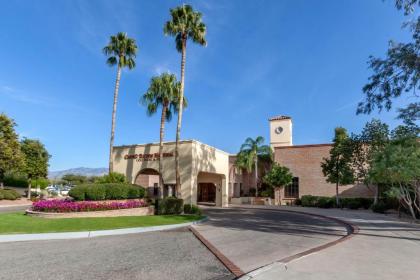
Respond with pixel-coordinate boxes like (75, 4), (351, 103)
(269, 115), (291, 121)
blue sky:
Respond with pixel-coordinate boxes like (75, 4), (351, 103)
(0, 0), (413, 171)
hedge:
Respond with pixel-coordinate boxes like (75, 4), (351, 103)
(156, 197), (184, 215)
(69, 183), (145, 201)
(184, 204), (202, 215)
(300, 195), (375, 210)
(0, 189), (21, 200)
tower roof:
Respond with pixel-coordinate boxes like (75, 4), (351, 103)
(269, 115), (291, 121)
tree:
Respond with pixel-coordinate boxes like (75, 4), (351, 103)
(321, 127), (354, 207)
(369, 126), (420, 219)
(20, 138), (50, 199)
(142, 73), (186, 198)
(62, 174), (88, 185)
(164, 4), (207, 195)
(236, 136), (272, 197)
(357, 0), (419, 125)
(0, 113), (24, 189)
(264, 164), (293, 188)
(103, 32), (138, 174)
(350, 119), (389, 204)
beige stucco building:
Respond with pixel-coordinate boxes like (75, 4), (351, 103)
(113, 115), (373, 207)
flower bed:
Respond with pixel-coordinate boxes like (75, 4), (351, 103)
(32, 199), (147, 213)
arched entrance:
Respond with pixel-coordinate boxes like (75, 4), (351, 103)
(197, 172), (226, 206)
(197, 183), (216, 203)
(134, 168), (175, 198)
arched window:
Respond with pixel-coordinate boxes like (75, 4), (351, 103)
(285, 177), (299, 198)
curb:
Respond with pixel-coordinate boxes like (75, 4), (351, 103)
(0, 216), (208, 243)
(234, 206), (359, 279)
(189, 226), (245, 278)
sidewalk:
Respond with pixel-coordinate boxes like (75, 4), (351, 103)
(239, 206), (420, 280)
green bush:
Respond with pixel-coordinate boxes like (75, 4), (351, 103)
(0, 189), (21, 200)
(95, 172), (127, 184)
(371, 201), (387, 213)
(156, 197), (184, 215)
(317, 197), (335, 208)
(69, 183), (144, 201)
(301, 195), (318, 207)
(33, 178), (49, 189)
(85, 184), (106, 200)
(3, 173), (28, 188)
(294, 198), (302, 206)
(68, 185), (87, 201)
(346, 200), (362, 210)
(184, 204), (202, 215)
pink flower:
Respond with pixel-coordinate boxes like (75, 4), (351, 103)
(32, 199), (146, 213)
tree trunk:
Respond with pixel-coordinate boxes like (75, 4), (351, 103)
(336, 182), (340, 208)
(158, 104), (167, 199)
(108, 65), (122, 174)
(373, 184), (379, 205)
(27, 176), (32, 200)
(175, 37), (187, 197)
(255, 155), (258, 197)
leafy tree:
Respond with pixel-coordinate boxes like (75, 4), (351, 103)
(20, 138), (50, 199)
(264, 163), (293, 188)
(95, 172), (127, 184)
(369, 126), (420, 219)
(164, 4), (206, 195)
(62, 174), (88, 185)
(350, 119), (389, 204)
(0, 113), (24, 188)
(142, 73), (186, 198)
(357, 0), (419, 126)
(236, 136), (272, 197)
(103, 32), (138, 174)
(321, 127), (354, 207)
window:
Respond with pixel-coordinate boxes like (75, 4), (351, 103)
(285, 177), (299, 198)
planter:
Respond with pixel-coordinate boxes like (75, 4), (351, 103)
(26, 206), (155, 219)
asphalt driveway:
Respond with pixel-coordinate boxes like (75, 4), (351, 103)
(194, 206), (348, 273)
(0, 227), (234, 280)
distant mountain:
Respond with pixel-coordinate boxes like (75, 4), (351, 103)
(48, 167), (108, 179)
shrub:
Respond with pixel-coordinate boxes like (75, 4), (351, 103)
(184, 204), (202, 215)
(347, 200), (362, 210)
(301, 195), (318, 207)
(126, 185), (146, 199)
(0, 192), (3, 200)
(260, 189), (273, 198)
(156, 197), (184, 215)
(104, 183), (128, 200)
(358, 198), (373, 209)
(32, 178), (49, 189)
(68, 185), (88, 201)
(3, 173), (28, 188)
(95, 172), (127, 184)
(86, 184), (106, 200)
(249, 188), (256, 197)
(371, 201), (387, 213)
(0, 189), (21, 200)
(294, 198), (302, 206)
(317, 197), (335, 208)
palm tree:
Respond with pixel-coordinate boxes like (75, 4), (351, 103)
(164, 4), (206, 195)
(103, 32), (138, 174)
(142, 73), (186, 198)
(236, 136), (272, 197)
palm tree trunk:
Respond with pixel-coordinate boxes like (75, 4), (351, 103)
(27, 176), (32, 200)
(336, 182), (339, 207)
(255, 156), (258, 197)
(108, 65), (122, 174)
(158, 105), (167, 199)
(374, 184), (379, 204)
(175, 37), (187, 197)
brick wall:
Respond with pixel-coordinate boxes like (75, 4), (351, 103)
(274, 144), (374, 199)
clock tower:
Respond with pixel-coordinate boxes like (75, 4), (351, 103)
(269, 115), (292, 149)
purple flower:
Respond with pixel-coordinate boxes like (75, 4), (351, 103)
(32, 199), (146, 213)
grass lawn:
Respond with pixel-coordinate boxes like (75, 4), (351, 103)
(0, 213), (202, 234)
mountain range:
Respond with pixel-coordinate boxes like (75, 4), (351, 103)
(48, 167), (108, 179)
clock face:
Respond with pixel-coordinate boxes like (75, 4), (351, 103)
(274, 126), (283, 134)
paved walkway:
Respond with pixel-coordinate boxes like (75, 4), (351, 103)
(238, 206), (420, 280)
(193, 206), (348, 274)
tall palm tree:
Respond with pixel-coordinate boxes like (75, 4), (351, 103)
(142, 73), (186, 198)
(103, 32), (138, 174)
(164, 4), (206, 195)
(236, 136), (272, 197)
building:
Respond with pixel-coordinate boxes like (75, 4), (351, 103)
(113, 115), (373, 207)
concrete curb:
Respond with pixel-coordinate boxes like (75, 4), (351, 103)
(0, 216), (208, 243)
